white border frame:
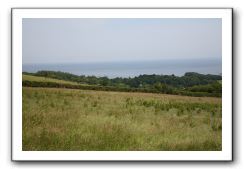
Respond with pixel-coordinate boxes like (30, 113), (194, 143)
(12, 8), (232, 161)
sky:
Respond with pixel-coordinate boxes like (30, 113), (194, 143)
(22, 18), (222, 64)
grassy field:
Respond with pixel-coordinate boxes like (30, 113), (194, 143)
(23, 74), (80, 85)
(23, 87), (222, 151)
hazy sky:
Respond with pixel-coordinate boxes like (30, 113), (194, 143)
(22, 18), (222, 64)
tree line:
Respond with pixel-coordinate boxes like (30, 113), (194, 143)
(23, 71), (222, 97)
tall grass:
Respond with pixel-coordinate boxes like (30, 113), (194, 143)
(23, 87), (222, 151)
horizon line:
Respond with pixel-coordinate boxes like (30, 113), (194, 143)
(23, 57), (221, 65)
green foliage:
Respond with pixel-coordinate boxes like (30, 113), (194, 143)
(23, 70), (222, 97)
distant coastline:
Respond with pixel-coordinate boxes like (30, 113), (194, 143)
(23, 58), (221, 78)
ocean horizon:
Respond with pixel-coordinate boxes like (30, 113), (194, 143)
(23, 59), (222, 78)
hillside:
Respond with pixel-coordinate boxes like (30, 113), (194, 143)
(23, 74), (79, 85)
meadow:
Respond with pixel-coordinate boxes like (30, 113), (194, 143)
(23, 74), (80, 85)
(23, 87), (222, 151)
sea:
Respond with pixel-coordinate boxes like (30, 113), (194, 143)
(23, 59), (222, 78)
